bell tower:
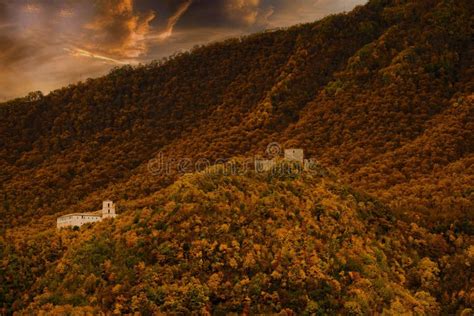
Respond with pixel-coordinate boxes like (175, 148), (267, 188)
(102, 200), (116, 219)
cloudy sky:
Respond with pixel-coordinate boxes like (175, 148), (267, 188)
(0, 0), (366, 100)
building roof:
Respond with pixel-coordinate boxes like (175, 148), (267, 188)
(57, 211), (102, 219)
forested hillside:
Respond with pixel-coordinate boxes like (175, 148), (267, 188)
(0, 0), (473, 314)
(1, 0), (471, 228)
(6, 163), (474, 314)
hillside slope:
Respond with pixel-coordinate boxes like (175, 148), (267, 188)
(0, 0), (472, 230)
(10, 164), (474, 314)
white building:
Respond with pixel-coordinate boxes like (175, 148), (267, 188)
(57, 200), (117, 229)
(101, 200), (116, 219)
(284, 149), (304, 163)
(255, 148), (310, 172)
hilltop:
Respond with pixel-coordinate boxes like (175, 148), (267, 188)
(9, 164), (474, 314)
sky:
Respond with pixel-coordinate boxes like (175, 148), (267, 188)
(0, 0), (366, 101)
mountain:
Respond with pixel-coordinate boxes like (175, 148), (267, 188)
(0, 0), (473, 314)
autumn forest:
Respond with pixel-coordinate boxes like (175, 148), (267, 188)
(0, 0), (473, 314)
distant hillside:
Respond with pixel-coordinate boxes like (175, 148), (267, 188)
(0, 0), (471, 230)
(7, 163), (474, 314)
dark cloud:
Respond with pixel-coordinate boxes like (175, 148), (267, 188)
(158, 0), (278, 30)
(0, 35), (34, 66)
(0, 1), (6, 21)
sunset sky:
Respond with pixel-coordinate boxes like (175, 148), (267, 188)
(0, 0), (366, 101)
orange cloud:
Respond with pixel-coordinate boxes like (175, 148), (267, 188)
(79, 0), (156, 60)
(158, 0), (193, 40)
(58, 8), (74, 18)
(64, 47), (127, 64)
(225, 0), (262, 26)
(23, 3), (41, 13)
